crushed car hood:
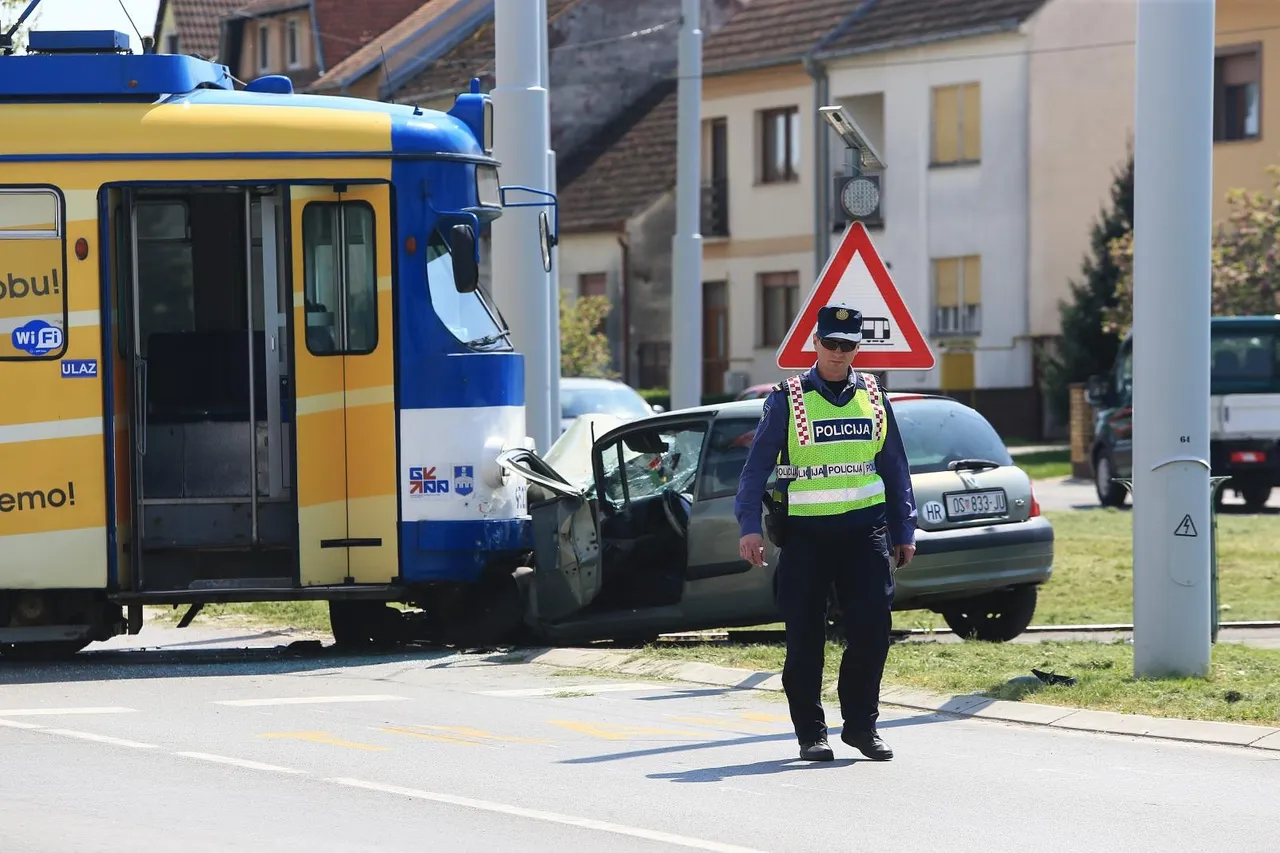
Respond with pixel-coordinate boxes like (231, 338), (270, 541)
(542, 413), (628, 488)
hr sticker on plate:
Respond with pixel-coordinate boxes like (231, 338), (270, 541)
(921, 500), (945, 524)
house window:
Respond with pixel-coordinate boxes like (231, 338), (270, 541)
(286, 19), (300, 68)
(932, 255), (981, 336)
(760, 107), (800, 183)
(164, 33), (179, 54)
(931, 83), (981, 165)
(1214, 45), (1261, 142)
(578, 272), (607, 297)
(760, 271), (799, 346)
(258, 24), (270, 72)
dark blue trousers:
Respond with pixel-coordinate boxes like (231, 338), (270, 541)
(774, 513), (896, 743)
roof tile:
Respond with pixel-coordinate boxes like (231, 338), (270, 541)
(817, 0), (1049, 56)
(308, 0), (460, 90)
(392, 0), (583, 101)
(701, 0), (851, 73)
(163, 0), (243, 59)
(311, 0), (428, 72)
(557, 79), (678, 232)
(701, 0), (1049, 74)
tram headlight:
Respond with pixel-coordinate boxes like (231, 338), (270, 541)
(477, 164), (501, 207)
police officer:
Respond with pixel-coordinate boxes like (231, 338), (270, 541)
(735, 302), (917, 762)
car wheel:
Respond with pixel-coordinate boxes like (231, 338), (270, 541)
(941, 585), (1038, 643)
(1240, 482), (1272, 513)
(1093, 450), (1126, 507)
(329, 601), (405, 649)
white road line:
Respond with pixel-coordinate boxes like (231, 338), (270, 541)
(174, 752), (307, 774)
(43, 729), (157, 749)
(326, 777), (771, 853)
(479, 683), (667, 697)
(0, 718), (44, 729)
(0, 706), (137, 717)
(214, 694), (406, 707)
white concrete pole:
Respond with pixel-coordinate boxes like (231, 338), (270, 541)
(1131, 0), (1215, 678)
(492, 0), (553, 452)
(669, 0), (703, 410)
(539, 0), (561, 432)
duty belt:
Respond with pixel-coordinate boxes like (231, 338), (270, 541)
(774, 461), (878, 481)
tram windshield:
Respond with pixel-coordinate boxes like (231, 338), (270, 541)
(425, 227), (509, 349)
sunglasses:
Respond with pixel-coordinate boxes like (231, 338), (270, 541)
(818, 338), (857, 353)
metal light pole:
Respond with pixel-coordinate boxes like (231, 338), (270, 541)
(538, 0), (561, 438)
(1131, 0), (1215, 678)
(669, 0), (703, 410)
(492, 0), (553, 452)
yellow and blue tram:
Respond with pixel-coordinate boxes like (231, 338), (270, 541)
(0, 20), (554, 657)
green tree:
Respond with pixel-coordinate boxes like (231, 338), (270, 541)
(1105, 164), (1280, 335)
(1040, 149), (1133, 422)
(559, 290), (615, 378)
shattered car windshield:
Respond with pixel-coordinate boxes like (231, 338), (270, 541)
(594, 424), (706, 506)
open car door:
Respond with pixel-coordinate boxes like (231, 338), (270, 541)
(496, 448), (602, 623)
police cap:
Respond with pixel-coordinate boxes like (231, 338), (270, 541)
(815, 303), (862, 343)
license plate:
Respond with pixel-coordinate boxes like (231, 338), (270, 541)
(945, 489), (1007, 519)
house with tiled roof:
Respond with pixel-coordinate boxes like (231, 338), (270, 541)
(157, 0), (424, 89)
(153, 0), (241, 60)
(695, 0), (1280, 439)
(694, 0), (1063, 433)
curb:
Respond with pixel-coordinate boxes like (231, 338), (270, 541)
(520, 647), (1280, 753)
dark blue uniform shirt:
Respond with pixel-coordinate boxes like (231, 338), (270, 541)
(734, 366), (918, 546)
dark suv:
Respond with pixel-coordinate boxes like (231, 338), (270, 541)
(1085, 316), (1280, 512)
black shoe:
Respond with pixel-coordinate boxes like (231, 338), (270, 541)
(798, 737), (834, 762)
(842, 729), (893, 760)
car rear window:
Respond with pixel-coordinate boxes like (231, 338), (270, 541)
(893, 397), (1013, 475)
(561, 384), (652, 419)
(1211, 332), (1277, 383)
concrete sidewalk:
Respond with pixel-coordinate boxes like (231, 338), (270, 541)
(520, 647), (1280, 754)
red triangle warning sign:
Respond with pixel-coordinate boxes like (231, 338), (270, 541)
(775, 222), (934, 371)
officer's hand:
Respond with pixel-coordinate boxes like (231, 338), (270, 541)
(893, 544), (916, 569)
(739, 534), (767, 566)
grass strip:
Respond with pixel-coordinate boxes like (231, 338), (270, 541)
(634, 639), (1280, 725)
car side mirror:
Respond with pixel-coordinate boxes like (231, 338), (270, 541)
(1084, 375), (1110, 406)
(650, 404), (665, 414)
(448, 224), (479, 293)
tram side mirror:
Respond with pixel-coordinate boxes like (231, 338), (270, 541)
(538, 209), (556, 273)
(449, 224), (479, 293)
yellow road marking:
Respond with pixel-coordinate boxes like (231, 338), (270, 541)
(739, 712), (791, 724)
(669, 716), (774, 733)
(547, 721), (704, 741)
(258, 731), (388, 752)
(377, 725), (552, 746)
(416, 725), (551, 744)
(377, 727), (482, 747)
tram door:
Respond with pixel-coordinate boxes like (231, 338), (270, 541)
(114, 186), (296, 592)
(288, 184), (398, 585)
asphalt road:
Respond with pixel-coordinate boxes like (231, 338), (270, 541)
(1031, 475), (1280, 514)
(3, 625), (1279, 853)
